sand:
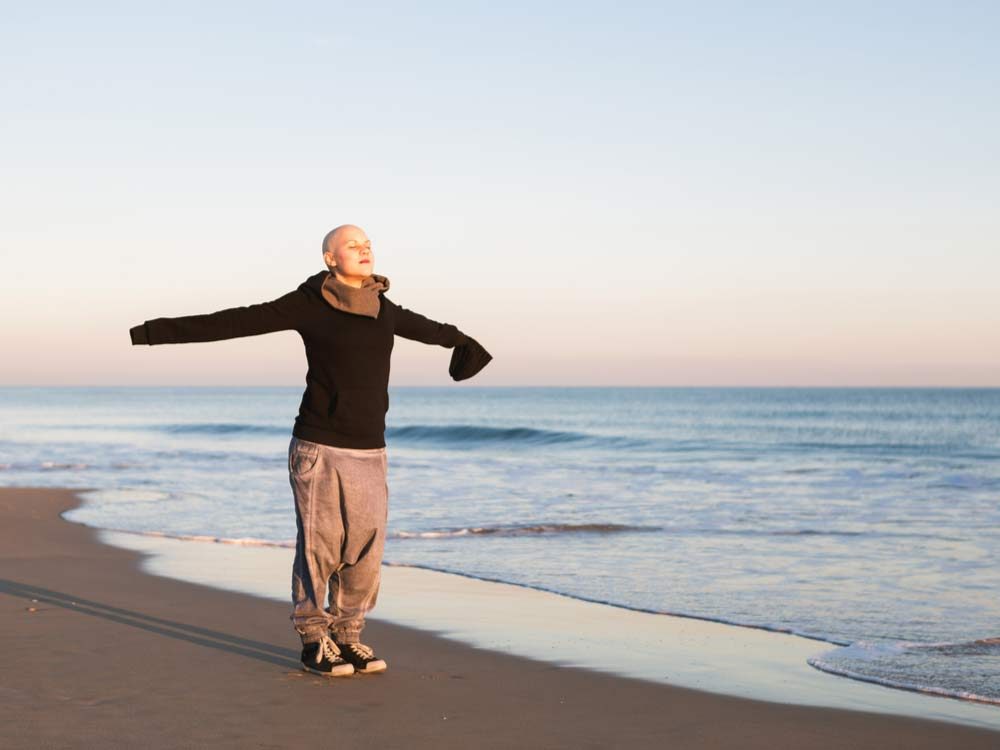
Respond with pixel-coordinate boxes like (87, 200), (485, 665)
(2, 486), (997, 749)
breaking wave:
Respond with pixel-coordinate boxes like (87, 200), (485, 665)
(391, 522), (661, 538)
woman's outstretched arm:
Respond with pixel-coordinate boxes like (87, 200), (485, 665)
(389, 297), (466, 348)
(129, 287), (310, 345)
(386, 296), (492, 381)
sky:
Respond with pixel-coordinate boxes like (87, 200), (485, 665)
(2, 1), (998, 386)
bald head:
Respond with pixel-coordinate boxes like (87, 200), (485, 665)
(322, 224), (366, 257)
(322, 224), (374, 285)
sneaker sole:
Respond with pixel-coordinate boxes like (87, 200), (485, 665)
(355, 660), (387, 674)
(302, 664), (355, 678)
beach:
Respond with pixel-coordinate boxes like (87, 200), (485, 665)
(11, 385), (1000, 707)
(5, 0), (999, 744)
(2, 486), (997, 749)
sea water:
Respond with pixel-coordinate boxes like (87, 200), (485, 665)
(1, 386), (998, 706)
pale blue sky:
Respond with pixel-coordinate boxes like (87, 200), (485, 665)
(2, 2), (998, 385)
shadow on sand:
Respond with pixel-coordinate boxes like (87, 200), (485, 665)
(1, 578), (300, 670)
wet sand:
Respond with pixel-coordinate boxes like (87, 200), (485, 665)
(2, 486), (997, 749)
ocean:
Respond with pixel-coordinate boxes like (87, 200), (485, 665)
(1, 386), (997, 706)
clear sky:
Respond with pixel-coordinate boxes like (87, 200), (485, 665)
(2, 2), (998, 386)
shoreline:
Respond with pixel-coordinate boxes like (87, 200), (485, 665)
(93, 526), (1000, 728)
(2, 486), (998, 748)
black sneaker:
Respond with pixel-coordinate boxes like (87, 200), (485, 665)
(301, 635), (355, 677)
(334, 641), (387, 674)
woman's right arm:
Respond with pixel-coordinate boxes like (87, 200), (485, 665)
(129, 287), (310, 345)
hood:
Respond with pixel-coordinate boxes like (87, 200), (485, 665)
(319, 267), (391, 319)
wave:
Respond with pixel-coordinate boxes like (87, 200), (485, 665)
(46, 420), (652, 449)
(16, 417), (1000, 465)
(895, 636), (1000, 656)
(391, 522), (661, 539)
(807, 637), (1000, 706)
(3, 458), (256, 472)
(91, 525), (296, 548)
(391, 525), (960, 541)
(27, 422), (290, 437)
(80, 517), (958, 545)
(154, 423), (289, 436)
(89, 522), (659, 545)
(386, 424), (609, 446)
(24, 420), (999, 463)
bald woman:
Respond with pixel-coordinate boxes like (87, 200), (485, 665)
(129, 225), (492, 677)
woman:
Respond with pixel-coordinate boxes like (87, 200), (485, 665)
(129, 224), (492, 677)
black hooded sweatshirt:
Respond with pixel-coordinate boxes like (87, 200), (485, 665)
(129, 270), (492, 449)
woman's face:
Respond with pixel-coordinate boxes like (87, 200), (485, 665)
(324, 225), (374, 281)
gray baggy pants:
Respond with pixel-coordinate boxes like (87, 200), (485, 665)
(287, 436), (388, 645)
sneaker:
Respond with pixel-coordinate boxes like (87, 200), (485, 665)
(334, 641), (387, 674)
(301, 634), (355, 677)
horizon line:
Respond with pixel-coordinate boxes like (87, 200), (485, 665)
(2, 384), (999, 390)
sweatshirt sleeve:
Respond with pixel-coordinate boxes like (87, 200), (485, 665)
(386, 296), (493, 381)
(448, 335), (493, 381)
(389, 297), (465, 348)
(129, 287), (310, 346)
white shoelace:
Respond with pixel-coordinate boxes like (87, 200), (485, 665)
(347, 642), (375, 659)
(316, 635), (342, 664)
